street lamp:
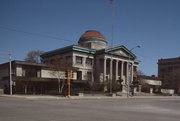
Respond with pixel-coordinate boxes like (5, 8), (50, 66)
(127, 45), (140, 98)
(0, 52), (13, 95)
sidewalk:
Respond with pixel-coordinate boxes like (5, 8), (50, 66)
(1, 94), (180, 100)
(0, 94), (125, 99)
(0, 94), (65, 99)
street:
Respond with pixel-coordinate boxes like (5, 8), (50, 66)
(0, 97), (180, 121)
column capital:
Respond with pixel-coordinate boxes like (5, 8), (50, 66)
(115, 59), (118, 63)
(129, 62), (134, 66)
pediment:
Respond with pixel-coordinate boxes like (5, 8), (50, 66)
(105, 45), (136, 59)
(113, 48), (129, 56)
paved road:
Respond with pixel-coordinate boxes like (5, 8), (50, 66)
(0, 97), (180, 121)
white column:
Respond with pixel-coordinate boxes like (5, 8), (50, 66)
(131, 64), (134, 84)
(83, 57), (86, 68)
(72, 55), (75, 66)
(109, 59), (113, 93)
(121, 61), (126, 93)
(115, 60), (119, 80)
(126, 62), (129, 84)
(103, 58), (107, 82)
(103, 58), (108, 92)
(110, 59), (113, 81)
(121, 61), (124, 80)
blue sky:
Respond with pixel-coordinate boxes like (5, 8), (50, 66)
(0, 0), (180, 76)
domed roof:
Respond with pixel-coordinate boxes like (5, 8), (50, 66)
(78, 30), (107, 43)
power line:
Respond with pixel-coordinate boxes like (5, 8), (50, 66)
(0, 25), (73, 42)
(0, 51), (11, 56)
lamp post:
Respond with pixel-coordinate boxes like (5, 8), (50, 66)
(127, 45), (140, 98)
(0, 53), (13, 95)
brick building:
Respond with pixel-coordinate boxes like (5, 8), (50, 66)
(158, 57), (180, 93)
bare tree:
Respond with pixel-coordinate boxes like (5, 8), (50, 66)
(24, 50), (44, 63)
(137, 70), (144, 76)
(50, 56), (69, 94)
(139, 78), (151, 93)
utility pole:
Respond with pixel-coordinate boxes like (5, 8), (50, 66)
(0, 52), (12, 95)
(109, 0), (115, 94)
(9, 54), (12, 95)
(127, 45), (141, 98)
(127, 55), (131, 98)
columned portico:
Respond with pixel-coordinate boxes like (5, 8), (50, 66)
(103, 58), (125, 83)
(101, 57), (136, 92)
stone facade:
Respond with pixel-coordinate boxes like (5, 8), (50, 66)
(0, 30), (139, 94)
(41, 30), (139, 92)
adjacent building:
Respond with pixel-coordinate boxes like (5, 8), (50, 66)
(0, 30), (139, 94)
(158, 57), (180, 93)
(0, 61), (72, 94)
(138, 75), (162, 93)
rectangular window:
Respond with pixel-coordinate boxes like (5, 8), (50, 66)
(76, 56), (83, 64)
(26, 69), (37, 77)
(22, 67), (41, 78)
(77, 71), (82, 80)
(86, 58), (93, 65)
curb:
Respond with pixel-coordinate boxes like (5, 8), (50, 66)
(0, 95), (31, 99)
